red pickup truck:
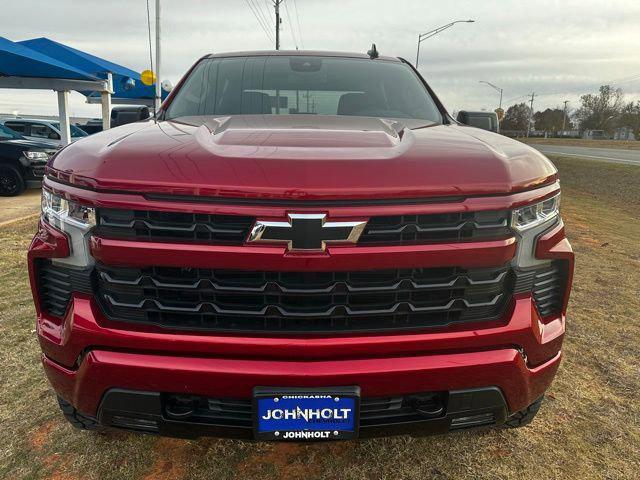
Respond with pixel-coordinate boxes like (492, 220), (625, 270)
(29, 50), (573, 440)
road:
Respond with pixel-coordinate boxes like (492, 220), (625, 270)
(531, 144), (640, 166)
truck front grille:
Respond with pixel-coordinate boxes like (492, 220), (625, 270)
(95, 264), (514, 333)
(95, 208), (511, 246)
(358, 210), (511, 245)
(95, 208), (255, 245)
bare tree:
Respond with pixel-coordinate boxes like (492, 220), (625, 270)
(617, 101), (640, 139)
(574, 85), (624, 132)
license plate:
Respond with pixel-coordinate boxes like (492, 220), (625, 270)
(253, 387), (360, 441)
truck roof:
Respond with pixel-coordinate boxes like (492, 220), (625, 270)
(205, 50), (402, 63)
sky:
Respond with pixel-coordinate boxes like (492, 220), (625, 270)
(1, 0), (639, 119)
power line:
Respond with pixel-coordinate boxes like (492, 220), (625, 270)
(291, 0), (304, 49)
(244, 0), (273, 43)
(264, 0), (274, 23)
(251, 0), (273, 38)
(283, 0), (299, 49)
(502, 72), (640, 107)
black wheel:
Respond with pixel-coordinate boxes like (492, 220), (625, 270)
(57, 396), (103, 431)
(0, 164), (26, 196)
(505, 396), (544, 428)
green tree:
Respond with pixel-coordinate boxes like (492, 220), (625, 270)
(501, 103), (532, 131)
(574, 85), (624, 132)
(533, 108), (573, 132)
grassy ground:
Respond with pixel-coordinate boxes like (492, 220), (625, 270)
(520, 137), (640, 150)
(0, 156), (638, 479)
(0, 188), (40, 225)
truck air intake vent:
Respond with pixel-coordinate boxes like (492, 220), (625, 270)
(37, 260), (93, 318)
(514, 261), (568, 318)
(531, 261), (568, 318)
(95, 264), (514, 333)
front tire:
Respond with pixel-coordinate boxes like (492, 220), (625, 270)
(505, 396), (544, 428)
(0, 164), (26, 196)
(57, 396), (103, 431)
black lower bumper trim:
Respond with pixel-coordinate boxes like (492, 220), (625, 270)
(96, 387), (508, 439)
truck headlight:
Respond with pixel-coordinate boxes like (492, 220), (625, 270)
(24, 150), (50, 161)
(511, 194), (560, 232)
(41, 190), (95, 267)
(42, 190), (96, 231)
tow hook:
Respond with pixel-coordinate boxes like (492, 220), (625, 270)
(409, 393), (445, 417)
(517, 347), (528, 365)
(165, 395), (196, 419)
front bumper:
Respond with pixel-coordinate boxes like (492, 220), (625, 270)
(39, 290), (564, 435)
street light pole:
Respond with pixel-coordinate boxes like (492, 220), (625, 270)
(155, 0), (162, 113)
(479, 80), (503, 109)
(416, 20), (474, 69)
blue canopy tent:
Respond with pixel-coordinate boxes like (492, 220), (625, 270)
(18, 37), (168, 106)
(0, 36), (167, 144)
(0, 36), (98, 80)
(0, 35), (112, 144)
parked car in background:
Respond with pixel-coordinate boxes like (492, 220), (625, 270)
(0, 123), (58, 196)
(582, 129), (608, 140)
(76, 119), (103, 135)
(0, 118), (88, 145)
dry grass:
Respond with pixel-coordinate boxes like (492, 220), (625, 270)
(520, 138), (640, 150)
(0, 157), (638, 479)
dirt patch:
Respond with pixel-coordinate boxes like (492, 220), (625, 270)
(142, 437), (190, 480)
(30, 420), (56, 450)
(42, 454), (80, 480)
(237, 443), (321, 480)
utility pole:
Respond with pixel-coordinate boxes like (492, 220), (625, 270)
(155, 0), (162, 113)
(561, 100), (569, 134)
(526, 92), (536, 137)
(274, 0), (283, 50)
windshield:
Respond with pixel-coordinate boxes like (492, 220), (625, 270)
(0, 123), (23, 140)
(165, 56), (442, 123)
(51, 122), (88, 138)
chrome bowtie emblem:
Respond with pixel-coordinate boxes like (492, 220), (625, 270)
(248, 213), (367, 251)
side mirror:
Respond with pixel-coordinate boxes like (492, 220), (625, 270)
(456, 111), (499, 133)
(110, 106), (151, 127)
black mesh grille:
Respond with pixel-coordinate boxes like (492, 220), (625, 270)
(358, 210), (511, 245)
(94, 208), (511, 246)
(95, 264), (514, 333)
(95, 208), (255, 245)
(37, 261), (93, 317)
(163, 392), (445, 428)
(532, 261), (568, 318)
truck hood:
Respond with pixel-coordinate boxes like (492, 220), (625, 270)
(48, 115), (557, 200)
